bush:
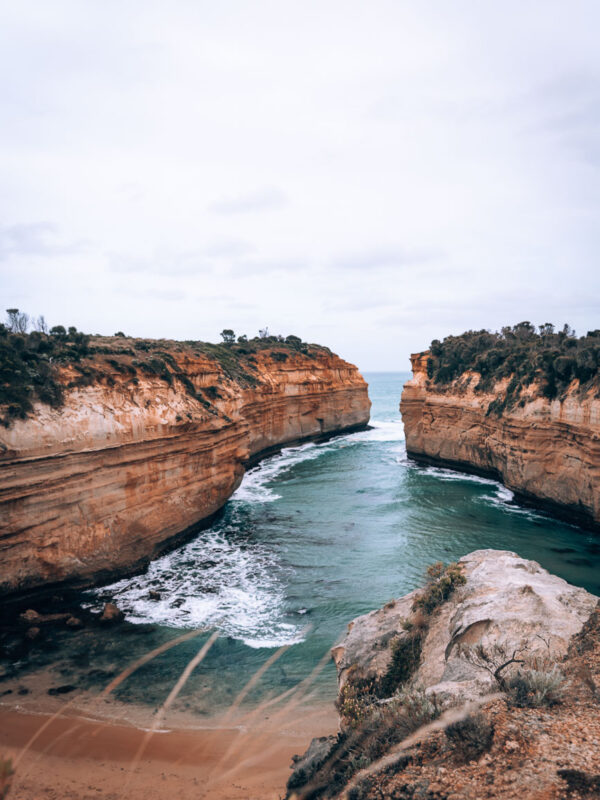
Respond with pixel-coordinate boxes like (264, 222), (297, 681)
(445, 712), (494, 761)
(378, 630), (425, 697)
(424, 323), (600, 410)
(412, 562), (466, 615)
(506, 663), (566, 707)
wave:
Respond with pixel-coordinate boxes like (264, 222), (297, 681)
(233, 418), (405, 505)
(91, 512), (303, 647)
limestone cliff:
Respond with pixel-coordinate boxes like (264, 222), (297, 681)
(0, 338), (370, 597)
(332, 550), (596, 700)
(400, 352), (600, 529)
(287, 551), (600, 800)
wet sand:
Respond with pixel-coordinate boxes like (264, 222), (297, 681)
(0, 703), (337, 800)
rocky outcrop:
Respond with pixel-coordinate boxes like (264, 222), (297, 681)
(0, 341), (370, 597)
(400, 352), (600, 529)
(333, 549), (597, 702)
(288, 551), (600, 800)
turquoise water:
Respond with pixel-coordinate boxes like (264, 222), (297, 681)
(14, 373), (600, 714)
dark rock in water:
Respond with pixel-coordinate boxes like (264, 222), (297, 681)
(148, 590), (161, 600)
(287, 735), (337, 792)
(24, 626), (41, 641)
(19, 609), (71, 627)
(20, 609), (41, 625)
(1, 689), (12, 697)
(66, 616), (83, 628)
(48, 684), (76, 696)
(100, 603), (124, 623)
(550, 547), (577, 554)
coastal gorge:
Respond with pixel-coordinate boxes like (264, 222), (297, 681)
(0, 331), (370, 598)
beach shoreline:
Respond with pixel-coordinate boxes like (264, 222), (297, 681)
(0, 700), (338, 800)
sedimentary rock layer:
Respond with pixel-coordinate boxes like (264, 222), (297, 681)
(0, 345), (370, 597)
(400, 353), (600, 528)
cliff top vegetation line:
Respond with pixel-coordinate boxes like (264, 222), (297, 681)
(424, 322), (600, 414)
(0, 309), (332, 427)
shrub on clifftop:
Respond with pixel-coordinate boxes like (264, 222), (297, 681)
(425, 322), (600, 411)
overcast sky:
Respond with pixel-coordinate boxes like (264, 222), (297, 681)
(1, 1), (599, 370)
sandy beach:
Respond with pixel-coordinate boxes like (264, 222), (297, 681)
(0, 702), (337, 800)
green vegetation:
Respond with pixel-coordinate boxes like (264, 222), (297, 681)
(506, 660), (566, 707)
(445, 712), (494, 762)
(0, 311), (328, 426)
(0, 321), (90, 425)
(412, 561), (467, 615)
(338, 563), (465, 728)
(293, 688), (440, 800)
(425, 322), (600, 413)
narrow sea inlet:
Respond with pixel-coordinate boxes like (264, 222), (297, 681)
(6, 373), (600, 720)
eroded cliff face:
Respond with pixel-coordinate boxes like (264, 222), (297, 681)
(0, 343), (370, 597)
(400, 352), (600, 529)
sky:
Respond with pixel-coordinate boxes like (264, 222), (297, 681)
(1, 1), (599, 370)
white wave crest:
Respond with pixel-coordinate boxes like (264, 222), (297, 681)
(92, 522), (302, 647)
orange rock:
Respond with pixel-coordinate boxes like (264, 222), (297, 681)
(400, 351), (600, 529)
(0, 343), (370, 597)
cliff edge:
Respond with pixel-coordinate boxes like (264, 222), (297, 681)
(0, 334), (370, 597)
(287, 551), (599, 799)
(400, 336), (600, 529)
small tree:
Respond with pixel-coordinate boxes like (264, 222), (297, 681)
(6, 308), (29, 333)
(50, 324), (67, 338)
(34, 315), (49, 334)
(220, 329), (235, 344)
(258, 327), (269, 339)
(114, 331), (125, 337)
(237, 334), (248, 343)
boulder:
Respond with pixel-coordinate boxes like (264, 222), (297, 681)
(24, 626), (41, 641)
(19, 609), (41, 625)
(100, 602), (124, 623)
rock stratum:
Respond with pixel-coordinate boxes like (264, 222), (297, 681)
(0, 337), (370, 598)
(289, 551), (600, 800)
(400, 352), (600, 529)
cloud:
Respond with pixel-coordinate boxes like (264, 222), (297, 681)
(0, 222), (85, 261)
(108, 250), (213, 276)
(203, 237), (255, 258)
(209, 187), (287, 215)
(331, 247), (440, 272)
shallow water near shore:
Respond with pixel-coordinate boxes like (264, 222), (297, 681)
(3, 372), (600, 721)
